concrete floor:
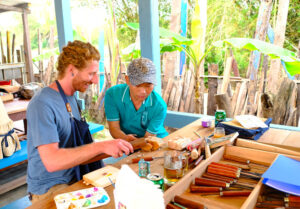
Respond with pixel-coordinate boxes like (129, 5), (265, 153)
(0, 184), (28, 208)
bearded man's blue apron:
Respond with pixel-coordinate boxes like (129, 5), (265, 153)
(56, 80), (103, 180)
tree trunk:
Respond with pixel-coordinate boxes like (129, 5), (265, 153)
(246, 0), (273, 114)
(266, 0), (290, 94)
(207, 64), (218, 116)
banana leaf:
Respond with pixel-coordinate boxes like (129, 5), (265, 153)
(213, 38), (300, 76)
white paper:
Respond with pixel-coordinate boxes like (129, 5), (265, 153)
(235, 115), (268, 129)
(114, 165), (165, 209)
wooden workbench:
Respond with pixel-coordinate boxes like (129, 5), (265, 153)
(26, 119), (300, 209)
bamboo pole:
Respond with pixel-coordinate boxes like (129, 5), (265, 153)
(6, 31), (11, 63)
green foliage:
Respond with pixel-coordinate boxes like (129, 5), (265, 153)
(214, 38), (300, 76)
(32, 48), (59, 62)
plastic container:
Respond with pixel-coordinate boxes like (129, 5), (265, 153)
(201, 117), (212, 128)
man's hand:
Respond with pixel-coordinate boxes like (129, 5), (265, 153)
(126, 134), (138, 142)
(101, 139), (134, 158)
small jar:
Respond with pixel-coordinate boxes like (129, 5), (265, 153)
(201, 117), (212, 128)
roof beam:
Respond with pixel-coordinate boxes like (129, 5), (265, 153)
(0, 3), (30, 13)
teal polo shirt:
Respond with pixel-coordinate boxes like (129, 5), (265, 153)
(104, 84), (168, 138)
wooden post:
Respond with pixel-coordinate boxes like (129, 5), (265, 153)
(163, 78), (174, 105)
(185, 74), (195, 112)
(163, 0), (181, 84)
(179, 68), (191, 112)
(221, 57), (233, 94)
(207, 64), (218, 116)
(231, 81), (241, 117)
(22, 9), (34, 83)
(172, 80), (183, 111)
(168, 79), (177, 109)
(233, 80), (248, 116)
(0, 32), (6, 63)
(43, 27), (54, 85)
(11, 33), (15, 63)
(272, 78), (296, 124)
(266, 0), (290, 94)
(38, 28), (43, 81)
(246, 0), (273, 114)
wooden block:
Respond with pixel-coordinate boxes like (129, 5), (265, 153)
(0, 92), (13, 102)
(83, 165), (119, 188)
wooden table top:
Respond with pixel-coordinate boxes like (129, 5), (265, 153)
(4, 98), (29, 115)
(26, 119), (300, 209)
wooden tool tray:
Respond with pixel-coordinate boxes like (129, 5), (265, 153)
(164, 144), (300, 209)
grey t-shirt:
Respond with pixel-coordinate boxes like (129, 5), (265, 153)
(26, 87), (80, 195)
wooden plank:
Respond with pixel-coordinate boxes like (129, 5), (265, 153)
(22, 11), (34, 82)
(189, 89), (195, 113)
(38, 28), (43, 81)
(168, 80), (177, 109)
(0, 31), (6, 63)
(207, 63), (218, 116)
(258, 128), (291, 145)
(233, 80), (248, 116)
(220, 57), (233, 94)
(0, 3), (30, 13)
(266, 0), (289, 94)
(236, 138), (300, 157)
(231, 81), (241, 117)
(11, 33), (15, 63)
(282, 131), (300, 147)
(179, 69), (191, 112)
(172, 79), (183, 111)
(214, 93), (233, 118)
(163, 78), (174, 105)
(185, 75), (195, 112)
(225, 145), (300, 166)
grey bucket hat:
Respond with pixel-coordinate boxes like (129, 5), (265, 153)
(127, 58), (157, 86)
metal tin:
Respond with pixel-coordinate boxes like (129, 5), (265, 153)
(138, 159), (150, 178)
(215, 110), (226, 126)
(147, 173), (164, 191)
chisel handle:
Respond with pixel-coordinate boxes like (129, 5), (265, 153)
(207, 166), (239, 178)
(195, 177), (229, 188)
(208, 164), (239, 173)
(190, 185), (222, 193)
(210, 162), (240, 171)
(220, 190), (252, 197)
(285, 196), (300, 203)
(202, 173), (235, 183)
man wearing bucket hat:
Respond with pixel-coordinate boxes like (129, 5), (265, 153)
(105, 58), (168, 141)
